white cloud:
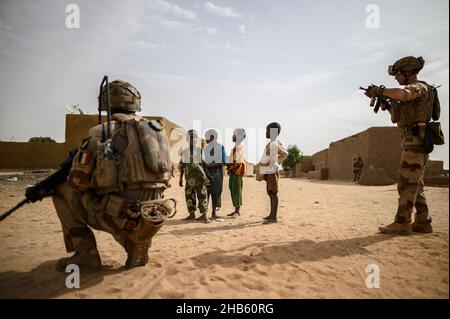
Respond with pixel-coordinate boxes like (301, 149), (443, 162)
(151, 15), (219, 35)
(206, 27), (218, 35)
(238, 24), (246, 34)
(204, 2), (241, 18)
(129, 40), (168, 50)
(148, 0), (197, 20)
(226, 57), (242, 65)
(225, 42), (242, 54)
(152, 15), (190, 30)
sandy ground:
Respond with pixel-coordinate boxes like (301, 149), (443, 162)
(0, 171), (448, 299)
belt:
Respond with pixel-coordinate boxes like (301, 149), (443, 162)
(401, 122), (426, 135)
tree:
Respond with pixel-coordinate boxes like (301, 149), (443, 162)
(282, 145), (303, 171)
(28, 137), (56, 143)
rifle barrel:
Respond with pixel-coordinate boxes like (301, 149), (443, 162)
(0, 198), (28, 222)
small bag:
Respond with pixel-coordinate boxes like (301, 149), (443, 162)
(428, 122), (445, 145)
(424, 122), (445, 154)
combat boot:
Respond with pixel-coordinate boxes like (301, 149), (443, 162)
(56, 249), (102, 272)
(378, 222), (412, 235)
(412, 218), (433, 233)
(125, 240), (149, 268)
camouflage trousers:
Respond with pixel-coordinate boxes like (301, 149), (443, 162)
(395, 137), (430, 224)
(185, 184), (208, 214)
(52, 181), (163, 253)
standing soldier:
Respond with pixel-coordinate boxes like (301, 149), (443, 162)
(364, 56), (441, 235)
(26, 79), (174, 270)
(353, 156), (364, 183)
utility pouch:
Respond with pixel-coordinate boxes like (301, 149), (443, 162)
(140, 198), (177, 226)
(95, 193), (126, 218)
(428, 122), (445, 145)
(94, 140), (118, 189)
(424, 122), (445, 154)
(94, 159), (117, 188)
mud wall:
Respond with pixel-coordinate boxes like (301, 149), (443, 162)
(425, 160), (444, 177)
(311, 149), (328, 171)
(0, 142), (66, 169)
(367, 127), (402, 181)
(0, 114), (183, 169)
(327, 130), (370, 180)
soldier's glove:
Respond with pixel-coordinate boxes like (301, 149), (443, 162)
(364, 85), (383, 98)
(25, 185), (44, 203)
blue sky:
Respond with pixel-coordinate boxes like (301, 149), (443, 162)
(0, 0), (448, 166)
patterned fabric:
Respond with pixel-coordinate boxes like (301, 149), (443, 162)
(179, 147), (209, 188)
(395, 144), (429, 224)
(229, 145), (246, 176)
(403, 82), (427, 101)
(185, 184), (208, 214)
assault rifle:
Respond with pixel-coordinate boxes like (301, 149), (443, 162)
(0, 147), (78, 222)
(360, 85), (392, 113)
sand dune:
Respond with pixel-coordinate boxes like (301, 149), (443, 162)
(0, 173), (448, 298)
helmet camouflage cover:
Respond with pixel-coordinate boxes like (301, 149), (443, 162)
(99, 80), (141, 112)
(388, 56), (425, 76)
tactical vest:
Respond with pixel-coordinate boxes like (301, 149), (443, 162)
(77, 114), (172, 195)
(395, 81), (438, 128)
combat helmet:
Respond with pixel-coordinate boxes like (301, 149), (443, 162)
(98, 80), (141, 112)
(388, 56), (425, 76)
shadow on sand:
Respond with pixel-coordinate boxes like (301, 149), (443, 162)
(0, 260), (125, 298)
(164, 221), (264, 237)
(192, 234), (400, 269)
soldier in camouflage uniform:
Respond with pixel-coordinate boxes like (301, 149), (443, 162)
(364, 56), (440, 235)
(353, 156), (364, 183)
(28, 80), (173, 271)
(179, 130), (210, 223)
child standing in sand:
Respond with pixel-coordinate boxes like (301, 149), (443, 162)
(227, 128), (247, 219)
(203, 129), (227, 220)
(258, 122), (288, 224)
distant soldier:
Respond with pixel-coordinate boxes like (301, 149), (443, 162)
(364, 56), (441, 235)
(26, 79), (174, 270)
(353, 156), (364, 183)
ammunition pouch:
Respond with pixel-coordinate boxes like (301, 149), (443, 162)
(94, 158), (118, 189)
(127, 198), (177, 243)
(424, 122), (445, 154)
(97, 195), (176, 237)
